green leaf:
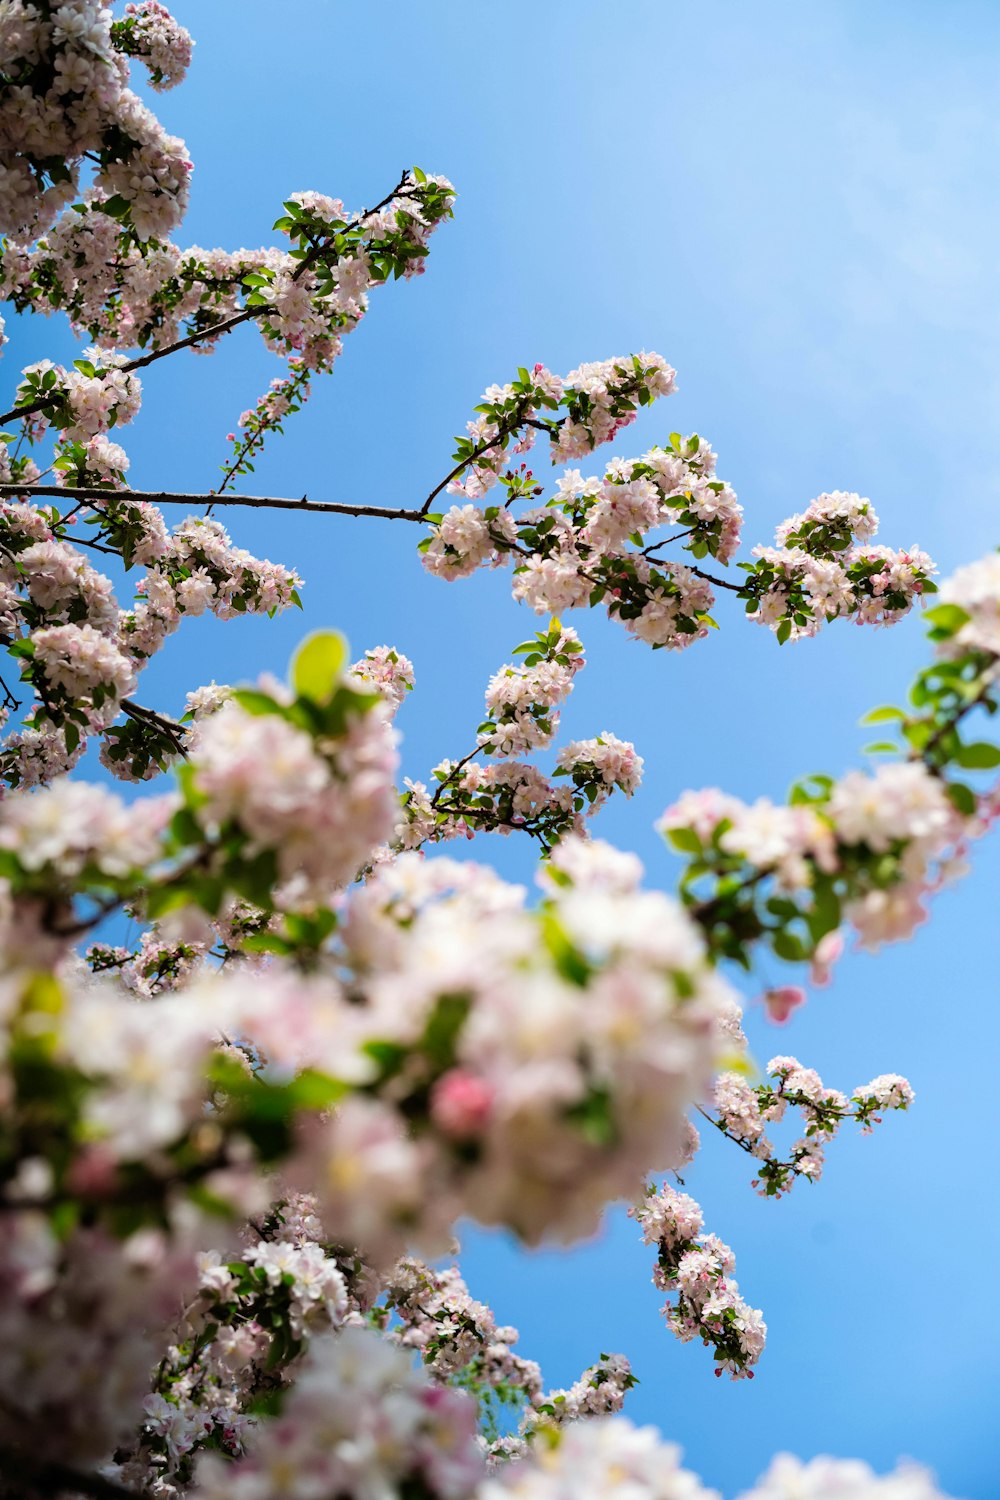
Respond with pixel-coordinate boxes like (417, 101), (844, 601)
(807, 881), (841, 944)
(772, 930), (807, 963)
(923, 603), (970, 638)
(421, 992), (471, 1070)
(666, 827), (702, 855)
(565, 1086), (616, 1148)
(145, 884), (198, 921)
(232, 689), (286, 718)
(291, 631), (348, 705)
(776, 619), (792, 646)
(860, 705), (905, 725)
(954, 741), (1000, 770)
(288, 1070), (348, 1110)
(947, 781), (977, 817)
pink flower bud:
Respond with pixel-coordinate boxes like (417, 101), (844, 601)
(762, 985), (806, 1025)
(430, 1068), (494, 1139)
(810, 930), (844, 988)
(66, 1143), (120, 1197)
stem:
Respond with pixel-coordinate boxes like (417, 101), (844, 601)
(46, 892), (127, 940)
(690, 867), (768, 922)
(67, 533), (121, 557)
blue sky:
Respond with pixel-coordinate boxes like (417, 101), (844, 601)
(10, 2), (1000, 1494)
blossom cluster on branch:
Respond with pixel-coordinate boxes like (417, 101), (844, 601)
(709, 1060), (914, 1197)
(0, 0), (193, 241)
(422, 449), (935, 654)
(398, 621), (642, 854)
(631, 1183), (766, 1380)
(658, 579), (1000, 988)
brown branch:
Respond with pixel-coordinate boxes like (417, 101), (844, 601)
(121, 698), (188, 759)
(2, 484), (425, 523)
(689, 564), (744, 594)
(45, 892), (127, 939)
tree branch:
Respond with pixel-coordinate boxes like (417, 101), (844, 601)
(689, 564), (745, 594)
(1, 484), (425, 523)
(121, 698), (188, 759)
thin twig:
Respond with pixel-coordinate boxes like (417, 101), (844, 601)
(0, 671), (20, 713)
(641, 527), (696, 557)
(689, 564), (744, 594)
(429, 747), (482, 807)
(121, 698), (188, 759)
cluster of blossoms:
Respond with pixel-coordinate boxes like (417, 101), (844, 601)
(659, 756), (968, 969)
(526, 1355), (637, 1436)
(0, 814), (745, 1485)
(630, 1184), (766, 1380)
(478, 622), (584, 756)
(422, 433), (737, 653)
(443, 354), (677, 503)
(401, 758), (584, 853)
(0, 483), (303, 784)
(113, 1195), (369, 1493)
(400, 631), (641, 853)
(110, 0), (193, 90)
(483, 1425), (952, 1500)
(120, 513), (303, 655)
(87, 925), (207, 997)
(2, 168), (455, 492)
(53, 431), (131, 487)
(16, 351), (143, 441)
(0, 0), (193, 241)
(182, 644), (398, 905)
(380, 1257), (636, 1460)
(935, 549), (1000, 660)
(349, 643), (416, 714)
(710, 1060), (914, 1198)
(743, 492), (935, 643)
(385, 1258), (542, 1395)
(737, 1454), (955, 1500)
(487, 1419), (716, 1499)
(189, 1327), (483, 1500)
(424, 440), (933, 655)
(0, 774), (168, 892)
(115, 1226), (642, 1496)
(314, 836), (738, 1251)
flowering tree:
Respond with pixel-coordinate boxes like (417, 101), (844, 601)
(0, 5), (995, 1498)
